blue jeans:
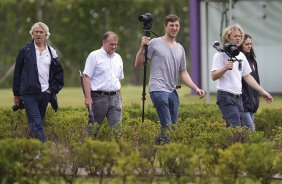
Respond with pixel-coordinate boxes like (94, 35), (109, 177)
(22, 91), (51, 142)
(150, 90), (179, 129)
(91, 92), (122, 128)
(217, 91), (244, 128)
(243, 112), (255, 130)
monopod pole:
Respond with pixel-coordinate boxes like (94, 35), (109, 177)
(141, 29), (150, 123)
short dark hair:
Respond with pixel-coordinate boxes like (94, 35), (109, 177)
(164, 14), (180, 26)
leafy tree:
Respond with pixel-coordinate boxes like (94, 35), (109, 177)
(0, 0), (190, 87)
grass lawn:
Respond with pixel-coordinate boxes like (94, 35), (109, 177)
(1, 85), (281, 112)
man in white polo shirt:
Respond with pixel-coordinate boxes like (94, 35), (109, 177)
(211, 24), (272, 128)
(83, 31), (124, 128)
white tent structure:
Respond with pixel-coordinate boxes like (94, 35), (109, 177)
(200, 0), (282, 103)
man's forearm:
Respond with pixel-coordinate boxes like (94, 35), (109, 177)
(243, 74), (264, 94)
(135, 47), (144, 68)
(180, 70), (199, 90)
(83, 76), (91, 99)
(211, 68), (227, 81)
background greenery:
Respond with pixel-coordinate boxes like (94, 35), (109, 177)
(0, 0), (191, 88)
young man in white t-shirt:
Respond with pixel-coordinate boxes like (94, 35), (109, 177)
(211, 24), (272, 128)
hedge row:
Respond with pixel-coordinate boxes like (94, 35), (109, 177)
(0, 104), (281, 183)
(0, 139), (281, 184)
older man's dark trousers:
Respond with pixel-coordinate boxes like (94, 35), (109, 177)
(22, 91), (51, 142)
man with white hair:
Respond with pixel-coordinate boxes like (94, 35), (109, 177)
(13, 22), (64, 142)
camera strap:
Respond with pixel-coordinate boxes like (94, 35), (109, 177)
(47, 45), (54, 60)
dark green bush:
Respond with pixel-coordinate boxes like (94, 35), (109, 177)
(255, 108), (282, 137)
(75, 139), (119, 177)
(178, 103), (222, 121)
(242, 142), (279, 184)
(44, 107), (88, 144)
(0, 138), (48, 184)
(0, 107), (28, 138)
(271, 127), (282, 150)
(217, 142), (282, 184)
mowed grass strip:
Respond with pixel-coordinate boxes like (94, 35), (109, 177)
(1, 85), (281, 111)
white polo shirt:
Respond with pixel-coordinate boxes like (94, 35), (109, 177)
(35, 43), (57, 92)
(83, 47), (124, 92)
(211, 51), (252, 95)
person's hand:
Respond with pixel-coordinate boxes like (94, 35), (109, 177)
(84, 97), (93, 110)
(225, 60), (234, 70)
(261, 91), (273, 104)
(141, 36), (150, 47)
(195, 88), (205, 98)
(14, 96), (21, 106)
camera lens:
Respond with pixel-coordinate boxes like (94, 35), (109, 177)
(139, 15), (146, 22)
(229, 45), (239, 57)
(138, 13), (153, 24)
(224, 43), (239, 57)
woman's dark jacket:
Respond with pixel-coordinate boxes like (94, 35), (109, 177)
(242, 52), (260, 113)
(13, 40), (64, 97)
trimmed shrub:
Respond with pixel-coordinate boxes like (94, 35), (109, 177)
(255, 108), (282, 137)
(0, 105), (281, 182)
(0, 138), (48, 184)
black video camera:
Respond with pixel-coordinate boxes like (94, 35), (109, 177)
(213, 41), (242, 70)
(139, 13), (153, 30)
(223, 42), (240, 58)
(213, 41), (240, 58)
(12, 100), (24, 111)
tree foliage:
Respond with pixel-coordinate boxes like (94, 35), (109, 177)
(0, 0), (190, 87)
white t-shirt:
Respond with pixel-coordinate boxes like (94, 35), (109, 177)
(211, 51), (251, 95)
(83, 47), (124, 92)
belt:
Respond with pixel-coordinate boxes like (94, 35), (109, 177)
(92, 91), (118, 96)
(218, 90), (241, 99)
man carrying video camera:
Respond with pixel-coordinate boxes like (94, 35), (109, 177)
(211, 24), (272, 128)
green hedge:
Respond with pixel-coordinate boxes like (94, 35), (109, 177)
(0, 105), (281, 183)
